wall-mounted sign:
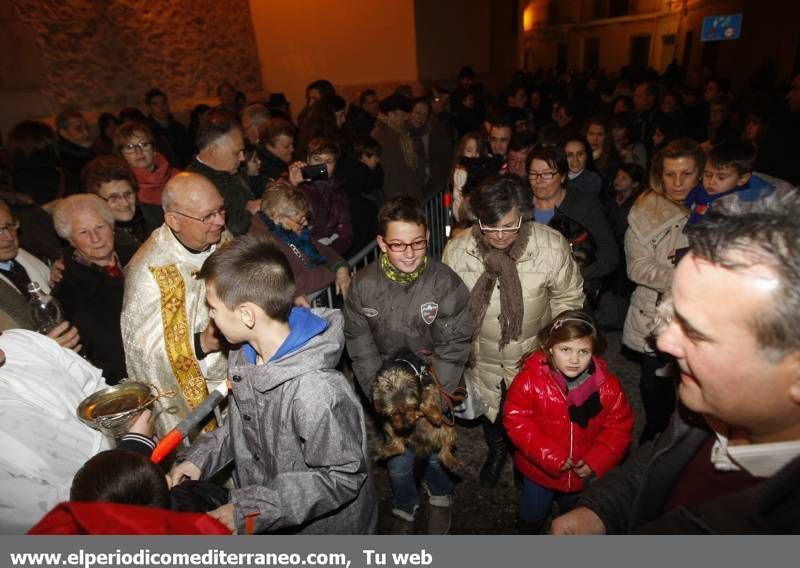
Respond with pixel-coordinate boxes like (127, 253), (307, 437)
(701, 14), (743, 42)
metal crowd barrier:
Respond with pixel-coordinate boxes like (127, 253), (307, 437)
(309, 189), (451, 308)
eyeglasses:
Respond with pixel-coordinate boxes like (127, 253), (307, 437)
(100, 190), (135, 205)
(121, 141), (153, 154)
(287, 212), (310, 226)
(309, 156), (336, 167)
(479, 217), (522, 235)
(528, 170), (559, 181)
(384, 239), (428, 253)
(171, 207), (226, 225)
(0, 220), (20, 237)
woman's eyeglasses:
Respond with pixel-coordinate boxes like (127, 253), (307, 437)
(384, 239), (428, 252)
(121, 141), (153, 154)
(100, 190), (135, 205)
(479, 217), (522, 235)
(528, 170), (559, 181)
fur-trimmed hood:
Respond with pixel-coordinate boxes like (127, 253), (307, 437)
(628, 190), (689, 243)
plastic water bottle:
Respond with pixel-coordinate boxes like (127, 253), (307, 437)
(27, 282), (64, 334)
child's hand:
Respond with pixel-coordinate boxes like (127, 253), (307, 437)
(127, 408), (155, 438)
(452, 166), (467, 189)
(167, 460), (201, 489)
(208, 503), (236, 533)
(559, 457), (574, 472)
(572, 459), (593, 479)
(335, 266), (352, 299)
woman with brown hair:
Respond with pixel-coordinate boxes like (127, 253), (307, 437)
(114, 121), (179, 233)
(584, 116), (622, 192)
(623, 138), (704, 443)
(81, 156), (149, 260)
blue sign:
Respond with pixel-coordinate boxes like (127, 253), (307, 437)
(701, 14), (743, 42)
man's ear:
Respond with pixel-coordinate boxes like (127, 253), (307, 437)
(164, 210), (181, 233)
(783, 352), (800, 406)
(737, 172), (752, 188)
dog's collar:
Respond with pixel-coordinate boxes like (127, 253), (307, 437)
(395, 357), (435, 388)
(395, 358), (421, 377)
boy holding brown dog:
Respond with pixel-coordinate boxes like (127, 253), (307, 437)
(344, 195), (472, 534)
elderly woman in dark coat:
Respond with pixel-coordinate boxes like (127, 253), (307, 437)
(248, 180), (351, 300)
(51, 195), (127, 384)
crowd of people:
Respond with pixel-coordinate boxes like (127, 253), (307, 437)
(1, 62), (800, 535)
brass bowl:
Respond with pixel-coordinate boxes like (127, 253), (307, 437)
(76, 381), (155, 438)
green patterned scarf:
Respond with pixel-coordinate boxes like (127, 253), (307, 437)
(380, 253), (429, 285)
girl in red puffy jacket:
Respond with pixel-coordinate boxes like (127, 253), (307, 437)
(504, 310), (634, 533)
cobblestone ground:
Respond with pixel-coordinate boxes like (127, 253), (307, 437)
(363, 330), (644, 534)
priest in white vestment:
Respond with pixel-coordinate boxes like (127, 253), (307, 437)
(121, 173), (230, 438)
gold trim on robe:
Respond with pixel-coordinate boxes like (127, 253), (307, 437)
(150, 264), (217, 432)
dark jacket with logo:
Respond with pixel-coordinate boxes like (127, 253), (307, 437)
(343, 258), (472, 400)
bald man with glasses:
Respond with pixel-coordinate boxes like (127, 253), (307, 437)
(121, 172), (232, 441)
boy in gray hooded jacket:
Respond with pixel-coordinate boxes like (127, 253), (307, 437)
(168, 235), (377, 534)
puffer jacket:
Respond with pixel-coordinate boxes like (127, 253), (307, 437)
(504, 352), (634, 493)
(443, 224), (585, 422)
(180, 308), (377, 535)
(344, 258), (472, 399)
(622, 190), (688, 354)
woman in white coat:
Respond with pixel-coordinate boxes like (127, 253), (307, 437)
(443, 176), (584, 488)
(623, 138), (705, 442)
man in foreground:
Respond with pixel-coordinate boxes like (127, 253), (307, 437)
(552, 188), (800, 533)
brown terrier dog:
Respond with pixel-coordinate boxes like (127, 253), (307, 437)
(371, 350), (460, 471)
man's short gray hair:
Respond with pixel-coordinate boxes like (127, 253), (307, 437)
(686, 187), (800, 360)
(241, 103), (270, 130)
(52, 194), (115, 240)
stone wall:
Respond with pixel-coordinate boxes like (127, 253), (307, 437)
(0, 0), (262, 135)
